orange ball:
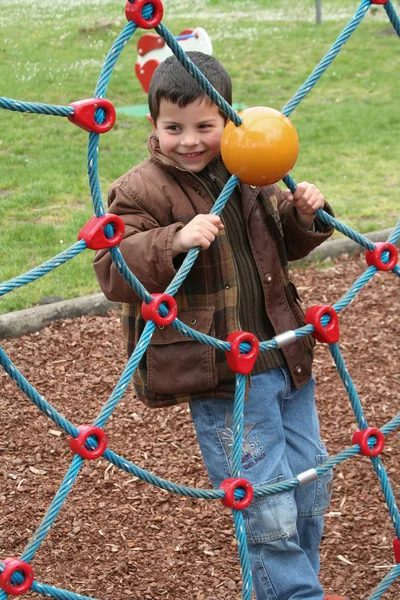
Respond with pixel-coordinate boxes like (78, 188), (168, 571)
(221, 106), (299, 186)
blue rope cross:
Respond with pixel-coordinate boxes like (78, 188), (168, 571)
(0, 1), (399, 599)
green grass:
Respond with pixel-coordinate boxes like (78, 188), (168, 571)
(1, 0), (400, 312)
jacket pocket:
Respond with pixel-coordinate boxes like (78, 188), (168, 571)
(147, 307), (218, 395)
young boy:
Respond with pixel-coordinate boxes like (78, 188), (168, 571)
(94, 52), (347, 600)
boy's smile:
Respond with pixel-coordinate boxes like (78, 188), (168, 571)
(152, 97), (226, 172)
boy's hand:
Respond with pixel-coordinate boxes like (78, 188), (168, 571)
(282, 182), (325, 230)
(172, 214), (224, 256)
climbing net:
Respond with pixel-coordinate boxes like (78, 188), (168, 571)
(1, 0), (400, 598)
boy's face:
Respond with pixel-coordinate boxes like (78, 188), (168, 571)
(152, 97), (226, 172)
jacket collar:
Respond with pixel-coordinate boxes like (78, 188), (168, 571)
(148, 132), (222, 176)
(147, 132), (262, 215)
(148, 132), (182, 172)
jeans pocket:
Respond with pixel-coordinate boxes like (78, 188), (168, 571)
(243, 475), (297, 544)
(314, 451), (334, 516)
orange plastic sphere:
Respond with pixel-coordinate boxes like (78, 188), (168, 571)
(221, 106), (299, 186)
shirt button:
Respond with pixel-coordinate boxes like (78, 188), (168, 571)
(264, 273), (272, 283)
(225, 285), (230, 290)
(294, 365), (302, 375)
(196, 190), (201, 194)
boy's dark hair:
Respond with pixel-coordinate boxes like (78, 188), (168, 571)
(148, 51), (232, 123)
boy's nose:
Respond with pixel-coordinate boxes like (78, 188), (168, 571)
(181, 133), (199, 147)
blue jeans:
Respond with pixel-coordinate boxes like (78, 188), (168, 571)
(189, 368), (333, 600)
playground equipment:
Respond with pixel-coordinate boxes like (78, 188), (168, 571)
(135, 27), (212, 92)
(0, 0), (399, 599)
(221, 106), (300, 186)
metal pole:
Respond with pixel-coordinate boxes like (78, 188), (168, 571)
(316, 0), (322, 25)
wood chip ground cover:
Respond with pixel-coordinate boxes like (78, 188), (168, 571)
(0, 254), (399, 600)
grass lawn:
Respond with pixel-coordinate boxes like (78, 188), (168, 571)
(1, 0), (400, 312)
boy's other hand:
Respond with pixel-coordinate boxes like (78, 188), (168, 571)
(282, 181), (325, 230)
(172, 214), (224, 256)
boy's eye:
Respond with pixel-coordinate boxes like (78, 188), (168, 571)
(199, 123), (211, 129)
(166, 125), (180, 132)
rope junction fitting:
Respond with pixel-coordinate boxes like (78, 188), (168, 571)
(1, 1), (400, 599)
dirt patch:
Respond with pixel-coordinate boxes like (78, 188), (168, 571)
(0, 254), (399, 600)
(79, 22), (115, 35)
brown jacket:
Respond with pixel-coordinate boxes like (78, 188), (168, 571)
(94, 134), (334, 408)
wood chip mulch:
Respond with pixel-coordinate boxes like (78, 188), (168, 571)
(0, 254), (399, 600)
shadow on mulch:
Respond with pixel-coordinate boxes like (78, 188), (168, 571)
(0, 254), (399, 600)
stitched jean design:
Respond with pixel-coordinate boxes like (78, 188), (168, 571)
(243, 476), (297, 544)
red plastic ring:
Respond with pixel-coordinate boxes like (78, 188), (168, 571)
(370, 0), (389, 4)
(365, 242), (398, 271)
(304, 305), (340, 344)
(0, 558), (34, 596)
(68, 98), (116, 134)
(225, 331), (260, 375)
(125, 0), (164, 29)
(141, 294), (178, 327)
(78, 214), (125, 250)
(352, 427), (385, 456)
(69, 425), (108, 460)
(393, 538), (400, 564)
(220, 478), (254, 510)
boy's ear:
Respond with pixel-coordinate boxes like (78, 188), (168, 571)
(147, 113), (157, 131)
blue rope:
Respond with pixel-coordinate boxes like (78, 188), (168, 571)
(0, 571), (97, 600)
(87, 10), (152, 217)
(30, 581), (97, 600)
(329, 344), (368, 430)
(0, 2), (399, 599)
(165, 175), (240, 297)
(333, 265), (377, 313)
(367, 563), (400, 600)
(232, 510), (253, 600)
(108, 246), (152, 303)
(0, 241), (87, 298)
(104, 447), (223, 500)
(155, 23), (242, 126)
(384, 1), (400, 37)
(229, 375), (253, 597)
(0, 97), (73, 117)
(281, 0), (371, 117)
(94, 320), (156, 428)
(0, 347), (79, 438)
(387, 217), (400, 245)
(21, 455), (84, 564)
(231, 374), (246, 478)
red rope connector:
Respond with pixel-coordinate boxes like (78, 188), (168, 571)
(352, 427), (385, 456)
(78, 214), (125, 250)
(68, 98), (116, 134)
(69, 425), (108, 460)
(141, 293), (178, 327)
(365, 242), (398, 271)
(225, 331), (259, 375)
(0, 558), (34, 596)
(370, 0), (389, 4)
(304, 305), (340, 344)
(125, 0), (164, 29)
(393, 538), (400, 564)
(220, 478), (254, 510)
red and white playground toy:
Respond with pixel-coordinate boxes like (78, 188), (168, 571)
(135, 27), (213, 92)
